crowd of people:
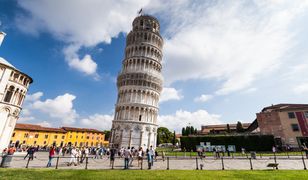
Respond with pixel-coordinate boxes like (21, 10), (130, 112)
(1, 144), (159, 169)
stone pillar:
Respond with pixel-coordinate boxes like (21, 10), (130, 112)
(139, 131), (143, 147)
(148, 132), (152, 148)
(129, 130), (133, 147)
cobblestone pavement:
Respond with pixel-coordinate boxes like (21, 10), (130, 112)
(1, 152), (307, 170)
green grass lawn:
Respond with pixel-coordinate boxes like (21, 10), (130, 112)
(0, 169), (308, 180)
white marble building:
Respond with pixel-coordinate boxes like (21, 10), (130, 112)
(0, 32), (32, 152)
(110, 15), (163, 149)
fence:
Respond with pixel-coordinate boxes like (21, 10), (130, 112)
(0, 151), (307, 170)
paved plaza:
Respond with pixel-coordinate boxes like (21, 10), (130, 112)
(1, 152), (307, 170)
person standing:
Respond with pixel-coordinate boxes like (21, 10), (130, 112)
(138, 147), (143, 166)
(123, 147), (131, 169)
(110, 147), (116, 167)
(46, 146), (55, 167)
(146, 148), (152, 169)
(149, 146), (154, 166)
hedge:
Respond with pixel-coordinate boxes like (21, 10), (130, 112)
(180, 134), (275, 151)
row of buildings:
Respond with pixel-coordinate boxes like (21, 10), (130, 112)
(10, 123), (109, 148)
(199, 104), (308, 148)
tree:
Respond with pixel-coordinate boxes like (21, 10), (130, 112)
(194, 128), (198, 135)
(173, 131), (176, 145)
(226, 124), (231, 133)
(236, 121), (245, 133)
(182, 127), (186, 136)
(157, 127), (174, 145)
(103, 130), (111, 141)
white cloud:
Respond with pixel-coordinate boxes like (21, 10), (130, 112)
(19, 116), (35, 122)
(36, 121), (52, 127)
(160, 87), (183, 103)
(148, 0), (308, 95)
(16, 0), (151, 77)
(294, 83), (308, 94)
(80, 113), (113, 130)
(63, 44), (98, 77)
(194, 94), (213, 103)
(31, 93), (78, 124)
(24, 92), (43, 102)
(158, 109), (222, 133)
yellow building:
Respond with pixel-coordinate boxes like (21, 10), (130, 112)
(10, 123), (108, 148)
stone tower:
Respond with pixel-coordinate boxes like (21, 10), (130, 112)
(110, 15), (163, 149)
(0, 32), (33, 152)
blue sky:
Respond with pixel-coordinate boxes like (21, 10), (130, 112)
(1, 0), (308, 132)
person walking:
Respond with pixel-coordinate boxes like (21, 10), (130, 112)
(46, 146), (55, 167)
(123, 147), (131, 169)
(24, 146), (31, 160)
(68, 147), (77, 166)
(129, 147), (135, 167)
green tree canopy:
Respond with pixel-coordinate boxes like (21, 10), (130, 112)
(157, 127), (174, 145)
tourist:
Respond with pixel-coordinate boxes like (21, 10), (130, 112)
(302, 143), (308, 158)
(28, 146), (36, 160)
(110, 146), (116, 167)
(241, 147), (246, 156)
(123, 147), (131, 169)
(162, 151), (165, 161)
(76, 148), (81, 165)
(68, 147), (77, 166)
(129, 147), (135, 167)
(2, 148), (8, 155)
(7, 146), (16, 155)
(137, 147), (143, 166)
(58, 146), (63, 156)
(24, 146), (32, 159)
(80, 147), (85, 163)
(149, 146), (154, 166)
(272, 146), (276, 154)
(46, 146), (55, 167)
(146, 148), (152, 169)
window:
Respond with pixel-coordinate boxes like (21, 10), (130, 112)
(45, 135), (48, 139)
(12, 133), (15, 137)
(24, 133), (28, 138)
(44, 141), (46, 144)
(22, 141), (26, 144)
(76, 136), (78, 138)
(34, 141), (37, 144)
(70, 135), (72, 138)
(288, 112), (296, 119)
(34, 134), (39, 138)
(291, 124), (299, 131)
(62, 135), (65, 139)
(139, 115), (142, 121)
(81, 136), (83, 139)
(140, 20), (143, 26)
(86, 136), (89, 139)
(305, 112), (308, 118)
(4, 86), (14, 102)
(54, 135), (58, 139)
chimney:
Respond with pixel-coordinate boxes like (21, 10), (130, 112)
(0, 32), (6, 47)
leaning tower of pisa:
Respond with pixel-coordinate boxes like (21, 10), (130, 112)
(110, 15), (163, 149)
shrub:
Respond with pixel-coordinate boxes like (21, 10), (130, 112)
(180, 134), (274, 151)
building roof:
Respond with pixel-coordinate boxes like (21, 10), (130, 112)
(0, 57), (15, 69)
(261, 104), (308, 112)
(202, 123), (251, 130)
(61, 127), (104, 134)
(15, 123), (66, 133)
(15, 123), (104, 134)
